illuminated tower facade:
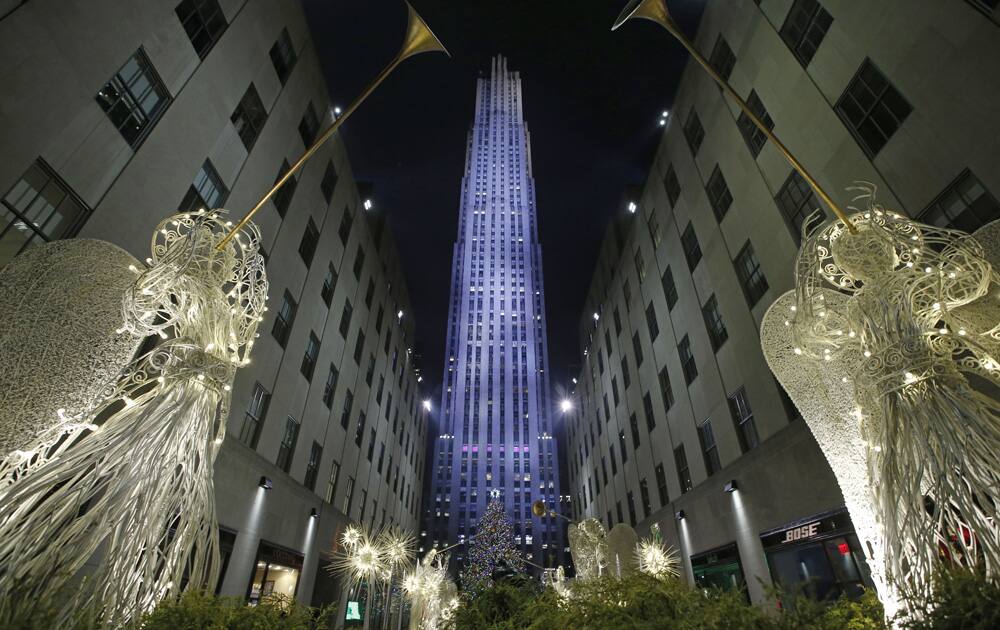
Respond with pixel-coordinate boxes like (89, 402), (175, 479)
(429, 56), (565, 575)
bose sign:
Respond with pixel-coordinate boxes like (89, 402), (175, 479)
(781, 521), (820, 543)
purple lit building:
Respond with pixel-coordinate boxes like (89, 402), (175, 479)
(427, 56), (566, 575)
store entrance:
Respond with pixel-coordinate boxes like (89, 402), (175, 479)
(691, 542), (748, 600)
(247, 541), (304, 605)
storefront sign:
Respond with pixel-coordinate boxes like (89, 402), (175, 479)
(345, 601), (361, 621)
(761, 509), (850, 549)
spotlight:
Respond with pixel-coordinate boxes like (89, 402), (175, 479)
(334, 106), (343, 116)
(675, 510), (686, 521)
(259, 476), (273, 490)
(559, 399), (573, 413)
(627, 201), (638, 214)
(363, 199), (373, 211)
(310, 507), (319, 519)
(724, 480), (739, 493)
(422, 400), (432, 412)
(592, 312), (600, 322)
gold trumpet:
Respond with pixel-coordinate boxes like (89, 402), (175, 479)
(613, 0), (855, 233)
(218, 2), (449, 249)
(532, 499), (573, 523)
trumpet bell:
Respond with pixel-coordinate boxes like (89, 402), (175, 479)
(612, 0), (672, 31)
(398, 1), (450, 61)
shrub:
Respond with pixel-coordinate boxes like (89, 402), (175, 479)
(896, 567), (1000, 630)
(140, 591), (333, 630)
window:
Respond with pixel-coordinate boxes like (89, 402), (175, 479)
(320, 161), (338, 204)
(776, 170), (822, 243)
(178, 159), (228, 213)
(706, 165), (733, 222)
(271, 290), (296, 347)
(613, 308), (622, 336)
(729, 387), (760, 453)
(675, 445), (693, 493)
(364, 279), (375, 308)
(627, 491), (637, 526)
(325, 460), (340, 503)
(611, 377), (620, 407)
(698, 419), (721, 476)
(683, 109), (705, 157)
(355, 411), (368, 448)
(1, 160), (90, 267)
(663, 164), (681, 208)
(339, 300), (353, 338)
(175, 0), (227, 59)
(621, 358), (630, 390)
(298, 218), (319, 266)
(647, 212), (662, 247)
(734, 241), (770, 307)
(634, 249), (646, 281)
(629, 413), (641, 449)
(271, 160), (296, 218)
(343, 476), (354, 514)
(918, 170), (1000, 232)
(632, 331), (644, 367)
(96, 49), (170, 147)
(338, 206), (354, 244)
(658, 366), (674, 412)
(645, 302), (660, 341)
(304, 442), (322, 491)
(276, 416), (300, 473)
(681, 223), (702, 271)
(678, 335), (697, 384)
(835, 59), (912, 157)
(702, 294), (728, 351)
(323, 364), (339, 408)
(340, 389), (354, 429)
(269, 27), (297, 85)
(239, 383), (270, 448)
(779, 0), (833, 67)
(298, 102), (320, 146)
(321, 262), (338, 306)
(737, 90), (774, 158)
(661, 267), (678, 311)
(708, 35), (736, 81)
(352, 246), (365, 280)
(231, 84), (267, 151)
(655, 464), (669, 506)
(367, 427), (376, 461)
(643, 392), (656, 431)
(354, 330), (365, 364)
(619, 430), (628, 463)
(301, 332), (320, 381)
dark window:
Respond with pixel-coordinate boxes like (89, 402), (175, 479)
(661, 266), (678, 310)
(178, 159), (228, 213)
(729, 387), (760, 453)
(298, 218), (319, 266)
(304, 442), (322, 491)
(645, 302), (660, 341)
(629, 412), (641, 449)
(0, 160), (90, 267)
(663, 164), (681, 207)
(678, 335), (698, 384)
(276, 415), (300, 473)
(706, 165), (733, 222)
(619, 430), (628, 463)
(354, 330), (365, 364)
(605, 330), (614, 359)
(627, 491), (637, 526)
(353, 246), (365, 280)
(737, 90), (774, 158)
(611, 376), (620, 407)
(320, 161), (338, 204)
(621, 358), (630, 390)
(301, 332), (320, 380)
(298, 102), (320, 146)
(658, 366), (674, 412)
(323, 364), (339, 408)
(835, 59), (912, 157)
(271, 290), (296, 347)
(643, 392), (656, 431)
(683, 109), (705, 157)
(655, 464), (669, 506)
(340, 389), (354, 429)
(776, 170), (822, 243)
(355, 411), (367, 447)
(338, 206), (354, 244)
(632, 331), (644, 367)
(364, 278), (375, 308)
(779, 0), (833, 67)
(613, 307), (622, 336)
(238, 382), (270, 448)
(698, 419), (721, 476)
(339, 299), (353, 338)
(231, 84), (267, 151)
(95, 49), (170, 147)
(269, 27), (297, 85)
(734, 241), (770, 307)
(175, 0), (227, 59)
(675, 445), (693, 493)
(634, 249), (646, 281)
(702, 294), (728, 351)
(647, 212), (662, 247)
(271, 160), (296, 218)
(367, 427), (376, 461)
(681, 223), (702, 271)
(640, 478), (652, 517)
(325, 460), (340, 504)
(708, 35), (736, 81)
(321, 262), (337, 306)
(918, 170), (1000, 232)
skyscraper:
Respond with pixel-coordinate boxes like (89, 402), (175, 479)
(428, 56), (565, 574)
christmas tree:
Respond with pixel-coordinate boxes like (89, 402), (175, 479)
(460, 492), (524, 593)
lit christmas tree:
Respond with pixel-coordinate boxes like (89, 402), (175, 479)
(460, 491), (524, 593)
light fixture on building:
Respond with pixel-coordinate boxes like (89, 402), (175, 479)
(675, 510), (685, 521)
(572, 377), (578, 384)
(592, 312), (600, 322)
(627, 201), (637, 213)
(334, 106), (343, 116)
(724, 480), (739, 493)
(259, 476), (273, 490)
(363, 198), (373, 211)
(659, 110), (669, 127)
(423, 400), (432, 412)
(310, 508), (319, 519)
(397, 310), (404, 320)
(559, 399), (573, 413)
(417, 376), (423, 383)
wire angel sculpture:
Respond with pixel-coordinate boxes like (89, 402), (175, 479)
(567, 517), (609, 581)
(761, 184), (1000, 618)
(0, 210), (267, 627)
(403, 549), (457, 630)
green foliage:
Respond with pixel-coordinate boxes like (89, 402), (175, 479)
(896, 567), (1000, 630)
(460, 496), (525, 594)
(774, 589), (885, 630)
(139, 590), (333, 630)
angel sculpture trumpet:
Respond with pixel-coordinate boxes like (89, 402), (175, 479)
(0, 210), (267, 626)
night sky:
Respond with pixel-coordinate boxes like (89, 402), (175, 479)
(301, 0), (705, 397)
